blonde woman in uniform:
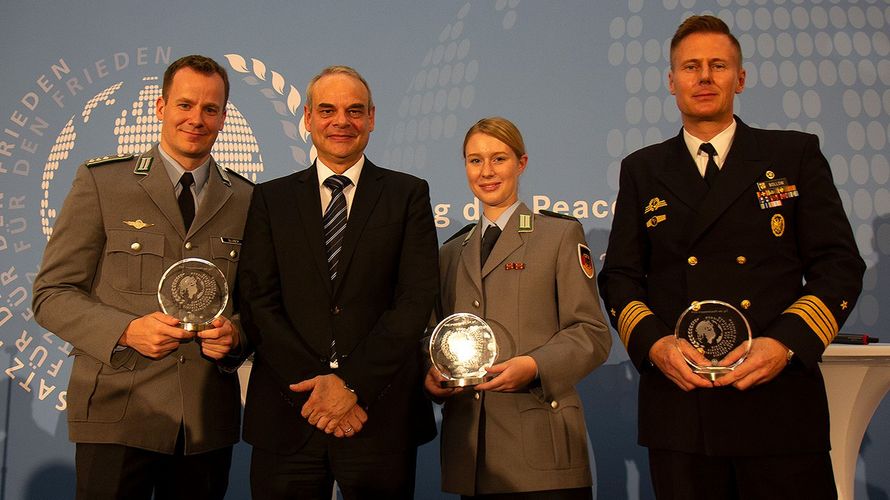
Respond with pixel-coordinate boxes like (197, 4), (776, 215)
(425, 117), (612, 499)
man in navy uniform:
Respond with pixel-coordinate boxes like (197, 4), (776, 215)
(598, 15), (865, 500)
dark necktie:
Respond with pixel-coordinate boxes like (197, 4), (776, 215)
(178, 172), (195, 231)
(322, 175), (352, 281)
(480, 225), (502, 267)
(699, 142), (720, 188)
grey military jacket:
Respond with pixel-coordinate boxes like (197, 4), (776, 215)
(33, 145), (252, 454)
(437, 203), (611, 495)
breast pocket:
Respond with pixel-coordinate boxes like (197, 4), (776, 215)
(106, 229), (165, 294)
(517, 393), (587, 471)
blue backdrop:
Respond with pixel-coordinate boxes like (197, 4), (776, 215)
(1, 1), (888, 498)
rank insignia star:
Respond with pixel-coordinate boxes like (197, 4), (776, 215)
(841, 301), (848, 310)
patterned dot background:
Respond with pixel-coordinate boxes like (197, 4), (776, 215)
(39, 77), (264, 238)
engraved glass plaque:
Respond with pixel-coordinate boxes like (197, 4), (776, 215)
(158, 258), (228, 332)
(429, 313), (498, 388)
(675, 300), (752, 381)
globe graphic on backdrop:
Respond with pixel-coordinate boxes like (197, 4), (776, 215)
(39, 75), (265, 239)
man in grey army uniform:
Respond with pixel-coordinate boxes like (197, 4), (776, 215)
(33, 54), (253, 500)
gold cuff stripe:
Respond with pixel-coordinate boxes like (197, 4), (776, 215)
(784, 295), (839, 347)
(618, 301), (653, 347)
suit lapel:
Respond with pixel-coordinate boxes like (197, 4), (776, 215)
(293, 164), (332, 294)
(333, 161), (384, 296)
(481, 204), (527, 278)
(188, 158), (232, 237)
(688, 119), (765, 244)
(653, 131), (709, 212)
(138, 147), (186, 239)
(458, 221), (484, 298)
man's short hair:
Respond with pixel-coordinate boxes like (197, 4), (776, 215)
(670, 15), (743, 68)
(305, 65), (374, 109)
(162, 54), (230, 105)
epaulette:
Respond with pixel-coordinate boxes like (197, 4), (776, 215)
(224, 167), (255, 185)
(86, 154), (135, 167)
(539, 209), (580, 223)
(444, 223), (475, 244)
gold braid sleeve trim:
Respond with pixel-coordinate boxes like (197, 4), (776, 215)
(784, 295), (839, 347)
(618, 301), (653, 348)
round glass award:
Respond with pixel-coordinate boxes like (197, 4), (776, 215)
(429, 313), (498, 388)
(157, 258), (228, 331)
(674, 300), (752, 381)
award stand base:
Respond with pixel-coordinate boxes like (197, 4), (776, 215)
(692, 366), (733, 382)
(441, 375), (492, 388)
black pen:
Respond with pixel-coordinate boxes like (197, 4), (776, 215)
(833, 334), (880, 345)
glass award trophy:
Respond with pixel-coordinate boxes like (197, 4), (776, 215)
(158, 258), (228, 332)
(429, 313), (499, 388)
(674, 300), (752, 381)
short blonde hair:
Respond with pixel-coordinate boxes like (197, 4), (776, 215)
(463, 116), (526, 159)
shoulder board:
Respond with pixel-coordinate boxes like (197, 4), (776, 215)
(86, 154), (135, 167)
(444, 223), (475, 244)
(539, 210), (579, 223)
(225, 168), (255, 185)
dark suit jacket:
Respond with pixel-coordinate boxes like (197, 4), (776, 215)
(598, 117), (865, 456)
(33, 146), (252, 454)
(238, 159), (439, 454)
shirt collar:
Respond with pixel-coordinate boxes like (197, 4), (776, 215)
(158, 144), (211, 193)
(316, 155), (365, 189)
(683, 118), (737, 165)
(482, 200), (522, 231)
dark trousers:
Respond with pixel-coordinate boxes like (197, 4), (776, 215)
(74, 428), (232, 500)
(250, 430), (417, 500)
(648, 448), (837, 500)
(462, 487), (593, 500)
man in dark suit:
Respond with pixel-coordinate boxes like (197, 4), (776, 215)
(32, 55), (252, 499)
(598, 15), (865, 500)
(237, 65), (439, 499)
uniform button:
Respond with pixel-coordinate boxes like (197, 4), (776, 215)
(130, 242), (141, 251)
(229, 250), (238, 258)
(474, 393), (480, 400)
(178, 355), (185, 364)
(550, 400), (559, 409)
(741, 300), (751, 310)
(687, 256), (698, 266)
(184, 241), (193, 250)
(472, 300), (480, 308)
(331, 306), (341, 315)
(736, 256), (747, 265)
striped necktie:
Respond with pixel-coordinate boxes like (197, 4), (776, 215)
(322, 175), (352, 281)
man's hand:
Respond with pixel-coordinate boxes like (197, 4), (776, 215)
(290, 373), (358, 433)
(118, 311), (194, 359)
(648, 336), (714, 391)
(475, 355), (538, 393)
(197, 316), (240, 360)
(423, 366), (465, 401)
(327, 404), (368, 438)
(713, 337), (789, 390)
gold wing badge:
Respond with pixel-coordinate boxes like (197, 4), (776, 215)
(644, 197), (668, 228)
(124, 219), (154, 230)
